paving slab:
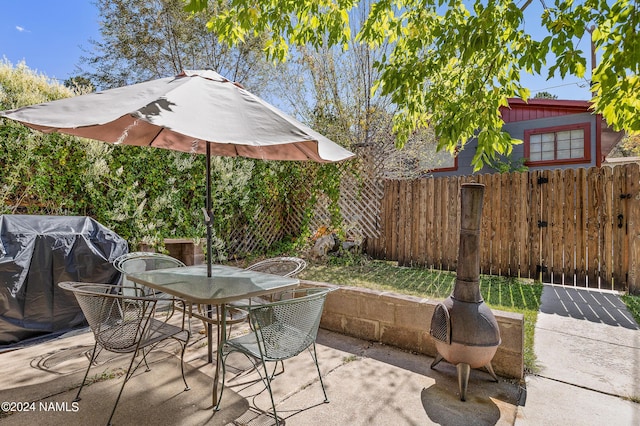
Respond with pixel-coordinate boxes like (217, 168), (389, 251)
(515, 284), (640, 426)
(535, 285), (640, 398)
(0, 345), (248, 425)
(517, 375), (640, 426)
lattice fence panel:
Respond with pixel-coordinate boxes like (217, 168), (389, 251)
(225, 201), (289, 257)
(295, 144), (386, 241)
(224, 143), (386, 257)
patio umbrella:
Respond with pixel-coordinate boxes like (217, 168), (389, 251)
(0, 69), (355, 275)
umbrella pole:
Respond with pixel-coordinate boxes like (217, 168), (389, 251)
(206, 143), (213, 278)
(206, 143), (214, 363)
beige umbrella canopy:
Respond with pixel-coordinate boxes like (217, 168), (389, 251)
(1, 69), (354, 162)
(1, 69), (355, 273)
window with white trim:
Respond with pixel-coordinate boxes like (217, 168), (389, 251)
(525, 123), (590, 165)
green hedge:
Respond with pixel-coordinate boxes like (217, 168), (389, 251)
(0, 61), (349, 258)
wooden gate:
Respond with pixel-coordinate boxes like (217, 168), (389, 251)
(529, 167), (639, 290)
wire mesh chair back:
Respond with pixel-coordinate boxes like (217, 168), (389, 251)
(58, 281), (190, 425)
(114, 253), (186, 318)
(114, 251), (187, 270)
(114, 252), (186, 296)
(244, 256), (307, 278)
(59, 282), (157, 352)
(249, 287), (328, 360)
(216, 287), (333, 424)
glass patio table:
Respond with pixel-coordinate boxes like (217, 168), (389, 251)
(125, 264), (299, 404)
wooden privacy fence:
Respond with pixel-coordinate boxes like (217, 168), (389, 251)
(366, 163), (640, 293)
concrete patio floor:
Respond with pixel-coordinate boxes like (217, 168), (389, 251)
(0, 317), (521, 425)
(1, 284), (639, 425)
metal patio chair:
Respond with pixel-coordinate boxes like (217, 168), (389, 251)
(58, 281), (190, 426)
(244, 256), (307, 278)
(241, 256), (307, 305)
(114, 252), (186, 297)
(214, 287), (333, 425)
(236, 256), (309, 371)
(114, 252), (187, 314)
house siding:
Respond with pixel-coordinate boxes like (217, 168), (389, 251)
(427, 112), (598, 177)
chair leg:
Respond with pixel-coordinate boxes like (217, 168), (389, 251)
(213, 350), (229, 411)
(310, 343), (329, 403)
(74, 341), (99, 402)
(268, 360), (285, 380)
(134, 335), (191, 392)
(259, 356), (281, 426)
(107, 346), (141, 425)
(140, 347), (152, 372)
(178, 336), (191, 391)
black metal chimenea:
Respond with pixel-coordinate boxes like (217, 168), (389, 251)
(429, 183), (501, 401)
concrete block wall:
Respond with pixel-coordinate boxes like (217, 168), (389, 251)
(301, 280), (524, 380)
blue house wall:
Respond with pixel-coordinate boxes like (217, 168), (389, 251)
(427, 103), (600, 177)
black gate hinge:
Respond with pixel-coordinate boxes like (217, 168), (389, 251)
(538, 220), (548, 228)
(537, 177), (549, 184)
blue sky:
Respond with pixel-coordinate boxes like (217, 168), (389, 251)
(1, 1), (99, 84)
(1, 1), (592, 100)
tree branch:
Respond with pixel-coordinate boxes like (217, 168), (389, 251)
(519, 0), (534, 12)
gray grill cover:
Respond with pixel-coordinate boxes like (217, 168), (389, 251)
(0, 215), (128, 345)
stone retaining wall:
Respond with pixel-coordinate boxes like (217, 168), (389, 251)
(301, 280), (524, 380)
